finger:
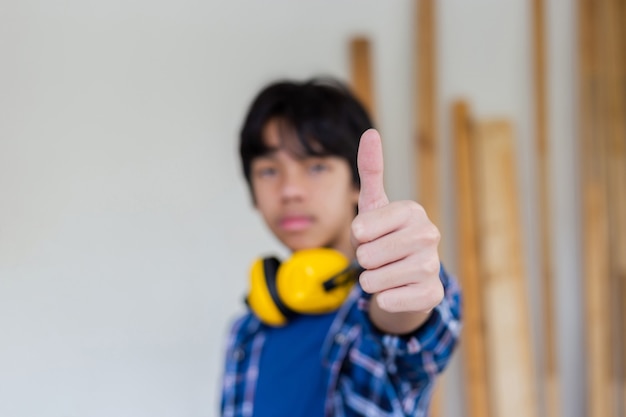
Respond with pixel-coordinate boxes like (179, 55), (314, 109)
(356, 227), (440, 270)
(359, 262), (420, 294)
(358, 248), (441, 289)
(375, 281), (444, 313)
(357, 128), (389, 212)
(356, 229), (417, 269)
(352, 200), (426, 243)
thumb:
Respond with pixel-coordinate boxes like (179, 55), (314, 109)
(357, 129), (389, 212)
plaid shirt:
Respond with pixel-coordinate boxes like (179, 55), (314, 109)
(220, 266), (461, 417)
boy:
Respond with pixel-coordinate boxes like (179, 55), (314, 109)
(220, 78), (461, 417)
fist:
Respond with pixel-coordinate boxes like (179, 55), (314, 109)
(351, 129), (444, 316)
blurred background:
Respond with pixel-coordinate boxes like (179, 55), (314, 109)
(1, 1), (624, 416)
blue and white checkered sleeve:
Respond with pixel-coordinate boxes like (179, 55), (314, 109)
(382, 265), (462, 380)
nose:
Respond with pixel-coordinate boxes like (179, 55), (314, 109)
(280, 169), (306, 202)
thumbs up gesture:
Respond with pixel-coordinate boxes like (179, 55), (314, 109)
(352, 129), (444, 335)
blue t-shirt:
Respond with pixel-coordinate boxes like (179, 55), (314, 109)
(252, 311), (337, 417)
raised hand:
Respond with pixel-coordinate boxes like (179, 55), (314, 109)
(351, 129), (444, 334)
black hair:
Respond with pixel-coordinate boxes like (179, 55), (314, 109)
(239, 77), (374, 196)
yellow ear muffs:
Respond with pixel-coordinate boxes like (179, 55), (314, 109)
(247, 256), (287, 326)
(246, 248), (362, 327)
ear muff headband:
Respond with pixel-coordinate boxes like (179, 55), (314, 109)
(322, 260), (365, 291)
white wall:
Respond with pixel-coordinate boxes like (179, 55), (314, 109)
(0, 1), (582, 416)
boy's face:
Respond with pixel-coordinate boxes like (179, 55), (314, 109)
(251, 119), (360, 258)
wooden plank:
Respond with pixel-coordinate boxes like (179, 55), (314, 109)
(452, 100), (490, 417)
(349, 37), (376, 121)
(604, 0), (626, 413)
(415, 0), (440, 227)
(414, 1), (443, 415)
(578, 0), (615, 415)
(531, 1), (560, 416)
(473, 120), (538, 417)
(618, 1), (626, 412)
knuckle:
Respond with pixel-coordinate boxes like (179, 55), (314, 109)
(422, 256), (441, 276)
(359, 271), (374, 293)
(407, 201), (426, 217)
(359, 271), (382, 294)
(392, 201), (420, 224)
(355, 245), (374, 269)
(351, 218), (367, 242)
(422, 224), (441, 245)
(426, 282), (445, 308)
(378, 292), (400, 313)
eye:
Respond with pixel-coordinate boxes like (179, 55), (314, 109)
(254, 165), (278, 178)
(308, 160), (329, 174)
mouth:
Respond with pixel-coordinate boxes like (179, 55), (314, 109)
(278, 215), (314, 232)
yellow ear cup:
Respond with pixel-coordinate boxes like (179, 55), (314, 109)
(247, 257), (288, 327)
(277, 248), (353, 314)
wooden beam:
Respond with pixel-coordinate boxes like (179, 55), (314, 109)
(604, 0), (626, 413)
(531, 1), (560, 416)
(413, 0), (446, 417)
(415, 0), (440, 227)
(349, 36), (376, 121)
(473, 120), (538, 417)
(618, 1), (626, 412)
(578, 0), (615, 415)
(414, 1), (443, 415)
(452, 100), (491, 417)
